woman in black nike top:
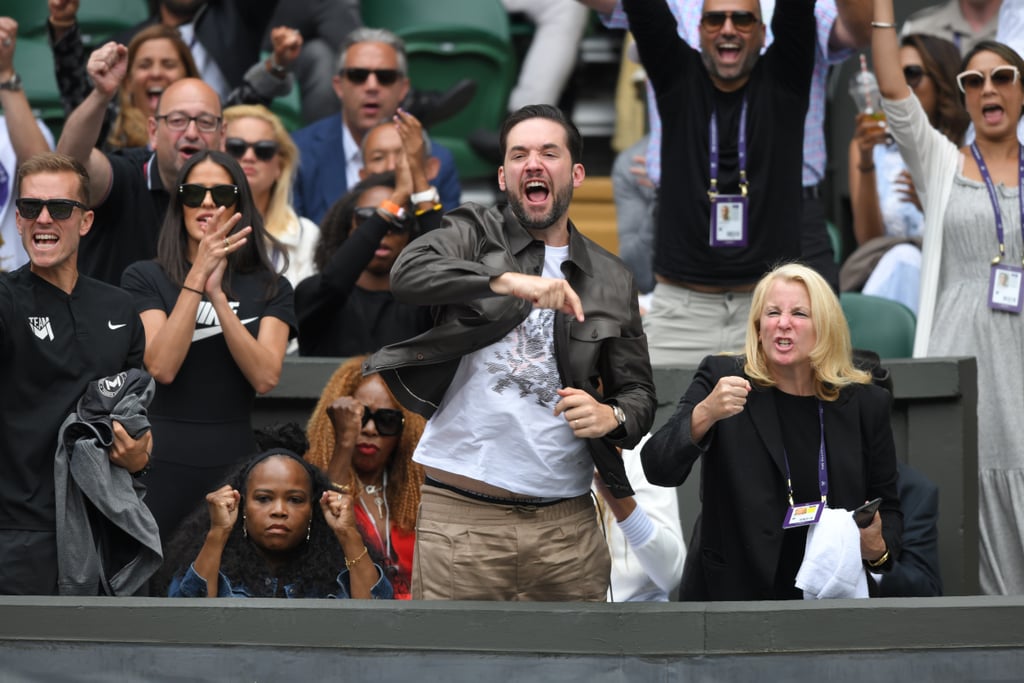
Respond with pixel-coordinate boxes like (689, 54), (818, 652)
(121, 150), (296, 542)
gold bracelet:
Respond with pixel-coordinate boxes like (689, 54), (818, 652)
(331, 481), (352, 494)
(866, 548), (890, 568)
(345, 545), (369, 569)
(415, 202), (443, 217)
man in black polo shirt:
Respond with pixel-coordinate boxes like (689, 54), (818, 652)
(624, 0), (816, 366)
(57, 42), (223, 285)
(0, 152), (149, 594)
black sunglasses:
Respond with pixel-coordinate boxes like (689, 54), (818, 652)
(700, 10), (759, 31)
(178, 183), (239, 208)
(361, 406), (404, 436)
(16, 198), (88, 220)
(225, 137), (280, 162)
(341, 67), (401, 85)
(903, 65), (927, 89)
(354, 206), (413, 232)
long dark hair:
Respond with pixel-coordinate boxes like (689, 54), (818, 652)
(155, 150), (285, 298)
(313, 171), (398, 272)
(157, 449), (383, 598)
(902, 33), (971, 144)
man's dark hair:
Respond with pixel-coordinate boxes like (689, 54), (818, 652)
(499, 104), (583, 165)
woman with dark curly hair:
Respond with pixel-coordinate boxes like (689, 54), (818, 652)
(845, 34), (970, 311)
(305, 356), (425, 599)
(161, 449), (393, 599)
(121, 151), (296, 541)
(294, 116), (443, 357)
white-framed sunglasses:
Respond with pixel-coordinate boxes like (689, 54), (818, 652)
(956, 65), (1020, 94)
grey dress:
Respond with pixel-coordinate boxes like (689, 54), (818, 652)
(929, 175), (1024, 595)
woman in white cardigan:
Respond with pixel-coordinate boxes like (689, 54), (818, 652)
(874, 0), (1024, 595)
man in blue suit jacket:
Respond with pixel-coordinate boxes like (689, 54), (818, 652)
(292, 27), (461, 224)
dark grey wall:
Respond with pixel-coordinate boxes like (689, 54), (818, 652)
(258, 355), (980, 595)
(0, 596), (1022, 681)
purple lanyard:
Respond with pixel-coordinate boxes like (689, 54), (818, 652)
(708, 96), (749, 199)
(782, 401), (828, 506)
(969, 142), (1024, 266)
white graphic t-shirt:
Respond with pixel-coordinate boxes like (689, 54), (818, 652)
(413, 244), (592, 497)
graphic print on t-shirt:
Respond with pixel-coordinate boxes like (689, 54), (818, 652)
(28, 316), (54, 341)
(192, 299), (257, 342)
(484, 309), (560, 407)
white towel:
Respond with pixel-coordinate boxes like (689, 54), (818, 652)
(795, 507), (870, 599)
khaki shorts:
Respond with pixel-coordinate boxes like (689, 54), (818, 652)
(412, 484), (610, 601)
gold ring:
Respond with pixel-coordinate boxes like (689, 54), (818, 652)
(223, 237), (230, 249)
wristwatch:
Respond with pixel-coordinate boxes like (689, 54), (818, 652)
(611, 404), (627, 429)
(410, 186), (440, 205)
(0, 72), (22, 92)
(266, 56), (287, 78)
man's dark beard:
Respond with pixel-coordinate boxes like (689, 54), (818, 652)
(508, 183), (573, 232)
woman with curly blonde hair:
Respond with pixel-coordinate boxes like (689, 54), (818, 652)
(305, 356), (425, 599)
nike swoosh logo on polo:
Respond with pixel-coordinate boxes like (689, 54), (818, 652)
(108, 321), (127, 330)
(192, 317), (259, 342)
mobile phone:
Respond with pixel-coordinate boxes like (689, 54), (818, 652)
(852, 497), (883, 528)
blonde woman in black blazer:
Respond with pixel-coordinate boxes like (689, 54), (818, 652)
(642, 263), (902, 601)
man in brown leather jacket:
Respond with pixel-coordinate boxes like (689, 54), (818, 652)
(365, 104), (655, 601)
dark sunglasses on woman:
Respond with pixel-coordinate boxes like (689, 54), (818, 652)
(15, 198), (88, 220)
(225, 137), (280, 162)
(903, 65), (926, 89)
(956, 65), (1020, 93)
(178, 183), (239, 208)
(362, 406), (405, 436)
(354, 206), (413, 232)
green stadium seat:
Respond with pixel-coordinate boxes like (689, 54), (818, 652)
(9, 0), (149, 44)
(11, 37), (64, 128)
(840, 292), (916, 359)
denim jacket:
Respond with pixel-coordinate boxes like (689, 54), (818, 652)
(365, 203), (656, 497)
(168, 562), (394, 599)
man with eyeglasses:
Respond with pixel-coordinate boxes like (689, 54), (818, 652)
(57, 41), (222, 285)
(583, 0), (854, 367)
(0, 152), (148, 594)
(291, 27), (462, 225)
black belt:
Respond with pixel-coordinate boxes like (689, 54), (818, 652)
(802, 184), (822, 200)
(425, 476), (567, 507)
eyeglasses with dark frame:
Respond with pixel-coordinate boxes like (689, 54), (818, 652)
(903, 65), (927, 89)
(16, 198), (88, 220)
(156, 111), (222, 133)
(178, 183), (239, 208)
(956, 65), (1020, 94)
(225, 137), (281, 162)
(340, 68), (402, 86)
(360, 406), (405, 436)
(700, 10), (760, 31)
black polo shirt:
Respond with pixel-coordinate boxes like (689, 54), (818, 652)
(78, 147), (170, 286)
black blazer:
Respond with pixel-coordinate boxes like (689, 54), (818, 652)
(642, 355), (903, 601)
